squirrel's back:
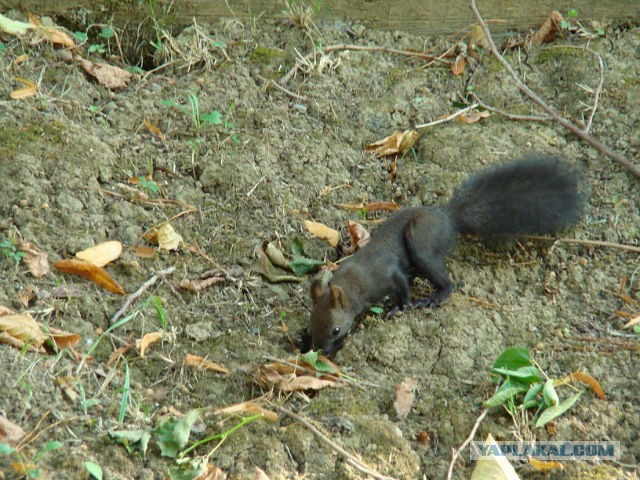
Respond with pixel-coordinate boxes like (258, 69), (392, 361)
(446, 155), (586, 236)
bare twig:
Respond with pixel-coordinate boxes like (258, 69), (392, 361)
(525, 235), (640, 254)
(470, 92), (552, 122)
(278, 406), (398, 480)
(415, 103), (479, 129)
(257, 74), (307, 101)
(469, 0), (640, 179)
(109, 266), (176, 325)
(446, 409), (488, 480)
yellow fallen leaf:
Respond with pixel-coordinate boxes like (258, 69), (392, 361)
(214, 400), (278, 422)
(365, 130), (419, 158)
(17, 240), (49, 277)
(10, 77), (37, 99)
(0, 312), (46, 347)
(138, 331), (164, 358)
(529, 458), (563, 472)
(76, 240), (122, 267)
(157, 223), (183, 251)
(54, 258), (125, 294)
(304, 220), (340, 247)
(185, 353), (230, 375)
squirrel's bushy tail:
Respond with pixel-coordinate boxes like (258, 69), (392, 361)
(446, 155), (586, 236)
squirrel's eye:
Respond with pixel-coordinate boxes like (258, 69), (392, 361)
(332, 326), (341, 336)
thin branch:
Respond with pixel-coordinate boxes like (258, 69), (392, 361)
(415, 103), (479, 129)
(470, 92), (552, 122)
(109, 266), (176, 325)
(446, 409), (488, 480)
(525, 235), (640, 254)
(469, 0), (640, 179)
(278, 406), (398, 480)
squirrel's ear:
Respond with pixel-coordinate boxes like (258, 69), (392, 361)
(310, 269), (333, 304)
(310, 279), (327, 303)
(330, 285), (349, 309)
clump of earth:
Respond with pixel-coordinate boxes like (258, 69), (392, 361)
(0, 7), (639, 480)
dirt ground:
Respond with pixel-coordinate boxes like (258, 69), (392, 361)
(0, 5), (639, 480)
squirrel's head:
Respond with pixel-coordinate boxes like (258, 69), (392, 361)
(308, 276), (353, 356)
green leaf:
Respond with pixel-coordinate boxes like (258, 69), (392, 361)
(0, 442), (15, 454)
(118, 357), (130, 423)
(73, 31), (88, 43)
(212, 40), (226, 49)
(34, 441), (62, 462)
(156, 409), (203, 458)
(542, 378), (560, 407)
(200, 111), (223, 125)
(299, 350), (337, 374)
(491, 365), (541, 384)
(169, 458), (208, 480)
(483, 383), (529, 408)
(535, 391), (582, 428)
(290, 239), (323, 276)
(108, 430), (151, 456)
(567, 8), (578, 18)
(84, 462), (103, 480)
(369, 306), (384, 315)
(492, 347), (532, 371)
(523, 382), (544, 408)
(100, 27), (115, 39)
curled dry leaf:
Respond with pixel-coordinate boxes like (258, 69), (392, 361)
(48, 328), (81, 350)
(138, 331), (164, 358)
(129, 245), (157, 258)
(76, 240), (122, 267)
(10, 77), (37, 99)
(185, 353), (230, 375)
(393, 377), (418, 419)
(76, 55), (131, 90)
(451, 53), (466, 75)
(17, 240), (49, 277)
(346, 220), (370, 254)
(214, 400), (278, 422)
(156, 222), (183, 251)
(304, 220), (340, 248)
(143, 117), (167, 143)
(0, 415), (26, 445)
(365, 130), (419, 158)
(263, 242), (291, 270)
(471, 434), (521, 480)
(54, 258), (126, 294)
(0, 312), (46, 348)
(256, 359), (342, 393)
(570, 371), (606, 400)
(27, 14), (76, 49)
(531, 11), (564, 46)
(251, 247), (300, 283)
(179, 274), (225, 292)
(459, 109), (490, 124)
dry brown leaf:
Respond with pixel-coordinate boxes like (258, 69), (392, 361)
(10, 77), (37, 99)
(18, 287), (35, 308)
(279, 375), (338, 392)
(0, 312), (46, 347)
(214, 400), (278, 422)
(143, 228), (159, 245)
(254, 466), (272, 480)
(56, 375), (78, 401)
(76, 55), (132, 90)
(76, 240), (122, 267)
(49, 330), (81, 350)
(304, 220), (340, 247)
(393, 377), (418, 419)
(528, 458), (563, 472)
(346, 220), (370, 254)
(459, 110), (490, 124)
(54, 258), (126, 294)
(144, 117), (167, 143)
(195, 464), (226, 480)
(451, 54), (466, 75)
(531, 11), (563, 46)
(129, 245), (157, 258)
(27, 14), (76, 49)
(570, 371), (606, 400)
(17, 241), (49, 277)
(338, 201), (401, 213)
(365, 130), (419, 158)
(263, 242), (291, 270)
(180, 275), (225, 292)
(251, 248), (300, 283)
(138, 331), (164, 358)
(0, 415), (26, 445)
(185, 353), (230, 375)
(157, 223), (183, 251)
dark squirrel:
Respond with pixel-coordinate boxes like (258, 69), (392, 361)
(308, 155), (586, 355)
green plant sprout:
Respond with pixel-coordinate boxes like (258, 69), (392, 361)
(1, 238), (24, 265)
(0, 440), (62, 479)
